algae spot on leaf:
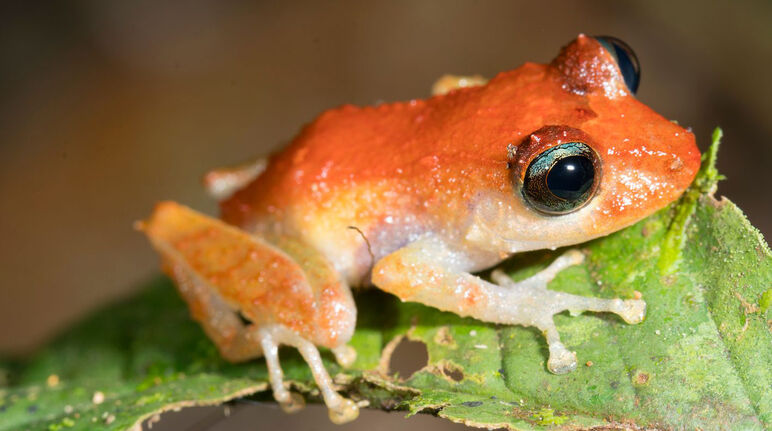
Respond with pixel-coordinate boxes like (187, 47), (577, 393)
(759, 288), (772, 314)
(531, 407), (568, 426)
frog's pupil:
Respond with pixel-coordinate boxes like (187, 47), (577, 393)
(520, 142), (599, 215)
(547, 155), (594, 200)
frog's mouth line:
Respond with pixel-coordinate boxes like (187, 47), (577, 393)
(469, 198), (604, 255)
(469, 215), (560, 254)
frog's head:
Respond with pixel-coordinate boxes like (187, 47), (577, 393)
(468, 35), (700, 253)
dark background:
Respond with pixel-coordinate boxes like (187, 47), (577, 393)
(0, 1), (769, 429)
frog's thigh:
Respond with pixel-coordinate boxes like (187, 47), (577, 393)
(142, 201), (356, 348)
(268, 235), (357, 366)
(164, 258), (263, 362)
(371, 238), (646, 374)
(203, 156), (267, 199)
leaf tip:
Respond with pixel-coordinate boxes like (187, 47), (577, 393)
(695, 126), (724, 195)
(531, 407), (567, 426)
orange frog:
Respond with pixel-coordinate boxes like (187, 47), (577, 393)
(139, 35), (700, 423)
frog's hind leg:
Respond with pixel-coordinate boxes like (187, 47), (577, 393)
(165, 258), (265, 363)
(139, 202), (359, 423)
(203, 156), (267, 199)
(167, 260), (355, 421)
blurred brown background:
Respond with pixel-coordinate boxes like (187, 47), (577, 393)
(0, 1), (770, 429)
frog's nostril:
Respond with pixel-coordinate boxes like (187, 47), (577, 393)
(669, 157), (684, 172)
(595, 36), (640, 94)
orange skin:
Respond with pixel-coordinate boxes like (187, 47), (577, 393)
(141, 34), (700, 421)
(222, 35), (699, 285)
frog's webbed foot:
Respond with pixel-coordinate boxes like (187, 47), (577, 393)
(257, 325), (358, 423)
(331, 344), (357, 368)
(491, 249), (646, 374)
(203, 156), (267, 199)
(431, 74), (488, 96)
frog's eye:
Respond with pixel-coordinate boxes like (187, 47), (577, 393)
(522, 142), (600, 215)
(595, 36), (640, 94)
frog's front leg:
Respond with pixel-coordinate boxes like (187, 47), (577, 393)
(371, 238), (645, 374)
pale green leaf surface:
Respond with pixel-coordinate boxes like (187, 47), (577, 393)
(1, 129), (770, 430)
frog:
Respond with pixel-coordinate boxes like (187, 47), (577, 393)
(138, 35), (700, 423)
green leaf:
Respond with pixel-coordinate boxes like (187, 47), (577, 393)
(2, 128), (770, 430)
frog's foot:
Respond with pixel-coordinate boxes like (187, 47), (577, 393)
(372, 240), (646, 376)
(257, 325), (359, 424)
(203, 156), (267, 199)
(331, 345), (357, 368)
(491, 249), (646, 374)
(431, 74), (488, 96)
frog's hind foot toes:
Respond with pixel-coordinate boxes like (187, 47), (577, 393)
(328, 398), (359, 424)
(561, 249), (585, 266)
(257, 325), (359, 423)
(277, 392), (306, 414)
(331, 344), (357, 368)
(203, 157), (267, 199)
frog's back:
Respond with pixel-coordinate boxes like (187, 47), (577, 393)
(221, 88), (495, 230)
(221, 61), (591, 234)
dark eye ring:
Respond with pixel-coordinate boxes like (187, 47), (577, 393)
(595, 36), (640, 94)
(522, 142), (600, 215)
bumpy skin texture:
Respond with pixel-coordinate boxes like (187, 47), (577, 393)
(142, 34), (700, 423)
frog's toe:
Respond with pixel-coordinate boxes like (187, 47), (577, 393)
(563, 249), (585, 265)
(547, 342), (577, 374)
(328, 398), (359, 424)
(256, 324), (356, 422)
(618, 299), (646, 324)
(331, 345), (357, 368)
(279, 392), (306, 414)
